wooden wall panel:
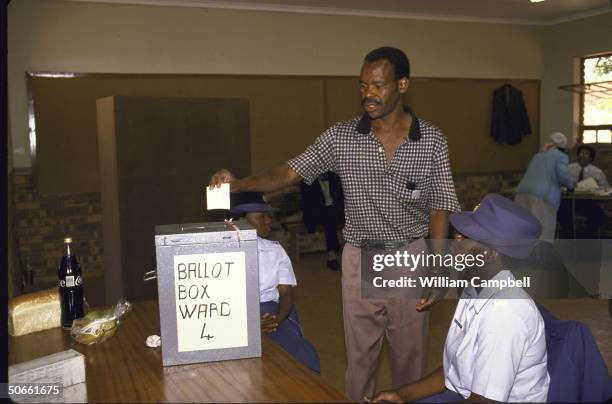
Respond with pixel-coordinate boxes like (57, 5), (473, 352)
(324, 77), (362, 127)
(32, 75), (539, 196)
(32, 76), (324, 195)
(97, 96), (250, 302)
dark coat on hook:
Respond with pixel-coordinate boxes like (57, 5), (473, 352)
(491, 84), (532, 145)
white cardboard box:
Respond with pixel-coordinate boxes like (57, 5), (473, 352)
(9, 349), (86, 403)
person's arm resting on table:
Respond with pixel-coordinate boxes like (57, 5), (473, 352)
(274, 284), (294, 324)
(366, 367), (446, 402)
(261, 284), (295, 333)
(366, 366), (497, 403)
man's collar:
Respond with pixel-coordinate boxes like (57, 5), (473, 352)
(355, 105), (421, 141)
(463, 270), (514, 314)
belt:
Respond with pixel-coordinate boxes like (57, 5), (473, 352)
(359, 238), (419, 250)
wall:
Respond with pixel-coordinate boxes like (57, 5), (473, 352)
(10, 168), (106, 305)
(30, 75), (540, 195)
(8, 0), (544, 169)
(540, 12), (612, 145)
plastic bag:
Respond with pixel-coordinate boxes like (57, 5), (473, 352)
(70, 299), (132, 345)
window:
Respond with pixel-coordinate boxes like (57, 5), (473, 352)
(580, 53), (612, 144)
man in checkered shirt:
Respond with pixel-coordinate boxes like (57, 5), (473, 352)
(210, 47), (460, 401)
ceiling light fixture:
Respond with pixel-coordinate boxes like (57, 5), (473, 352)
(530, 0), (546, 3)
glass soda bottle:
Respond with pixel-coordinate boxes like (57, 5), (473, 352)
(58, 237), (85, 329)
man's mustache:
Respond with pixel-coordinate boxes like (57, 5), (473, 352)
(361, 98), (382, 106)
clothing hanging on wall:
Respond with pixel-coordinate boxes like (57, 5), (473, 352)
(491, 84), (531, 145)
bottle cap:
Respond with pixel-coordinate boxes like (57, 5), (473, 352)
(64, 237), (73, 244)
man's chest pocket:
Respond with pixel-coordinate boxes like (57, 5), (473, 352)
(388, 177), (422, 205)
(389, 158), (430, 204)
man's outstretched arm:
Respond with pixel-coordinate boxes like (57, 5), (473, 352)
(209, 162), (301, 193)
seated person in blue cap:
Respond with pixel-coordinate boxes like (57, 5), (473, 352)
(367, 194), (550, 403)
(230, 192), (320, 373)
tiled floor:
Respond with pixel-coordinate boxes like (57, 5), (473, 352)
(293, 252), (612, 395)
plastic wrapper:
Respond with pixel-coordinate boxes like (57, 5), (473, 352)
(8, 288), (61, 336)
(70, 299), (132, 345)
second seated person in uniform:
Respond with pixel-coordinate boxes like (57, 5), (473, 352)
(229, 192), (320, 373)
(368, 194), (550, 403)
(210, 46), (460, 401)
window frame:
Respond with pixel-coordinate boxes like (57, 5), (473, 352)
(579, 52), (612, 144)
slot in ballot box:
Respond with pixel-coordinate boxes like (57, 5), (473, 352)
(154, 221), (261, 366)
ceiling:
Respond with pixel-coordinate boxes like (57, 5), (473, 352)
(68, 0), (612, 24)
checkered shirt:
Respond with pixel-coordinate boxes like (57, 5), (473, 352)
(287, 108), (460, 246)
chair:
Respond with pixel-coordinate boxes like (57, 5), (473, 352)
(537, 304), (612, 402)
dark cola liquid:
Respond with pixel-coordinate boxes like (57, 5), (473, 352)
(58, 243), (85, 329)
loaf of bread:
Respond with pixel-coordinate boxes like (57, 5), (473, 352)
(8, 288), (61, 336)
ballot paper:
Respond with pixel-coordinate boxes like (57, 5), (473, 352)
(206, 183), (230, 210)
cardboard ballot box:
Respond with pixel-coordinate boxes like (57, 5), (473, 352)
(154, 221), (261, 366)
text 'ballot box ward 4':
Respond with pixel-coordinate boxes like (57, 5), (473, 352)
(154, 221), (261, 366)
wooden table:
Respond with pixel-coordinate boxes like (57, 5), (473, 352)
(560, 192), (612, 239)
(9, 301), (347, 403)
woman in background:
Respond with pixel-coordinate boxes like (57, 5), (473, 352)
(515, 132), (573, 242)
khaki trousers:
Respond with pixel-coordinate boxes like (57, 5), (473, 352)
(341, 243), (428, 401)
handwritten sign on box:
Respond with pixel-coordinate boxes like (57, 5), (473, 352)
(154, 221), (260, 366)
(174, 252), (247, 352)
